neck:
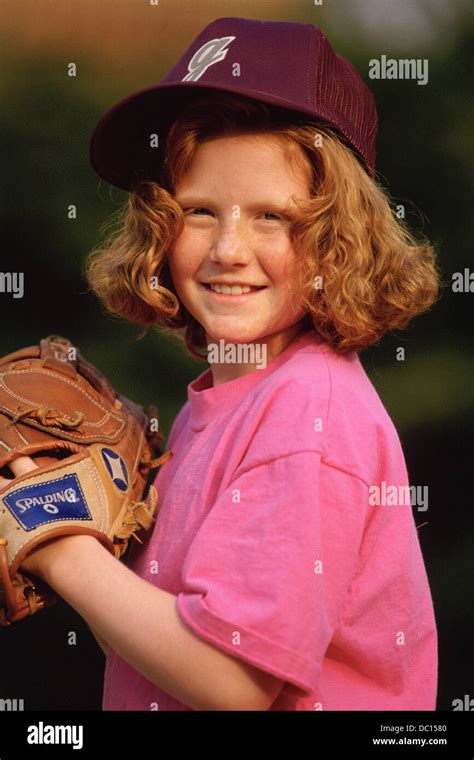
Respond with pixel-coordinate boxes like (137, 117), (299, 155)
(206, 322), (307, 387)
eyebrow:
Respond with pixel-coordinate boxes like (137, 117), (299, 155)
(174, 196), (299, 215)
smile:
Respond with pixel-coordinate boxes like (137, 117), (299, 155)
(201, 282), (267, 297)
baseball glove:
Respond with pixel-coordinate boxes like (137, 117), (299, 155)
(0, 335), (172, 626)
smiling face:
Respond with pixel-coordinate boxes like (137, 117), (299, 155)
(167, 132), (312, 366)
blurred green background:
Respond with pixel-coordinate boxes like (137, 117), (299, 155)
(0, 0), (472, 711)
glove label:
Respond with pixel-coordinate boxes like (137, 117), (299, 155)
(2, 474), (92, 531)
(101, 447), (129, 492)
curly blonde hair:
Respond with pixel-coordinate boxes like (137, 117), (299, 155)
(84, 92), (440, 359)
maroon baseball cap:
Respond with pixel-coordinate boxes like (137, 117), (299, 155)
(89, 17), (378, 191)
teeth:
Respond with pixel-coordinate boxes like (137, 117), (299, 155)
(209, 283), (254, 295)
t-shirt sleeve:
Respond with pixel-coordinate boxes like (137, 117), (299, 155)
(176, 450), (334, 696)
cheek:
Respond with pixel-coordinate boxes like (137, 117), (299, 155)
(262, 241), (300, 285)
(168, 235), (199, 283)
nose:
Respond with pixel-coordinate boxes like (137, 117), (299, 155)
(208, 220), (253, 267)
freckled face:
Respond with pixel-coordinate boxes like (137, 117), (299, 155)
(167, 133), (312, 345)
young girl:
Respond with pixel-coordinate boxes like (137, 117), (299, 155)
(3, 17), (440, 710)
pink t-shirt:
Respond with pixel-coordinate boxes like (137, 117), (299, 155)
(102, 329), (438, 710)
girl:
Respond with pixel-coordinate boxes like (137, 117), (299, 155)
(1, 18), (440, 710)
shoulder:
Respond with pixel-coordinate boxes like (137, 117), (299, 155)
(246, 334), (405, 484)
(236, 336), (332, 466)
(319, 346), (407, 484)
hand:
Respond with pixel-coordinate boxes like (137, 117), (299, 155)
(0, 454), (38, 487)
(0, 455), (69, 580)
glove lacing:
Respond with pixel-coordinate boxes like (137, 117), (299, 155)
(116, 485), (158, 545)
(115, 451), (173, 545)
(11, 405), (85, 429)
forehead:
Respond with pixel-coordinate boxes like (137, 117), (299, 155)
(175, 132), (312, 194)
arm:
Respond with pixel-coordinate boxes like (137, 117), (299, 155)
(42, 535), (284, 711)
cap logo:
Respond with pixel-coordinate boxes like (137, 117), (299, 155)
(182, 36), (236, 82)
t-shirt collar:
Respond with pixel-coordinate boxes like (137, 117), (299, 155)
(187, 329), (318, 431)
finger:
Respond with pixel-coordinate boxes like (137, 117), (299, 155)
(9, 456), (38, 478)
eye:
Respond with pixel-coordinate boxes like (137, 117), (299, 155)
(184, 208), (285, 221)
(262, 211), (283, 221)
(187, 207), (212, 216)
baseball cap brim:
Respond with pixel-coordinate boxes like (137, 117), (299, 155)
(89, 81), (367, 192)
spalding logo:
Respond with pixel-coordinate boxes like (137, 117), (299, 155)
(101, 448), (128, 492)
(2, 474), (91, 531)
(15, 487), (78, 513)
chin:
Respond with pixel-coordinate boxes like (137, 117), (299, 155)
(205, 326), (266, 345)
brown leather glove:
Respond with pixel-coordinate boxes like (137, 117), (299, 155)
(0, 335), (172, 626)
